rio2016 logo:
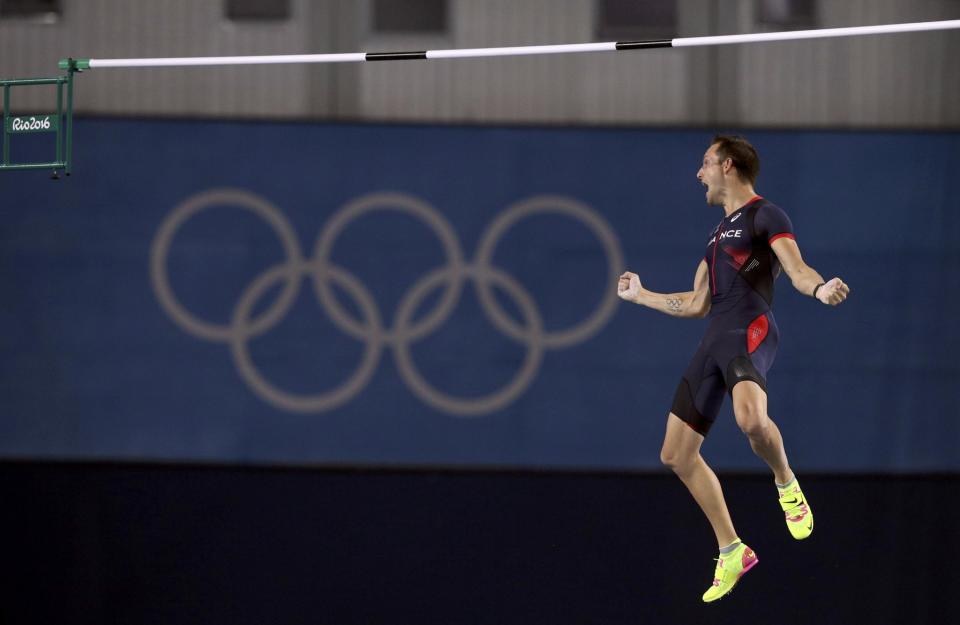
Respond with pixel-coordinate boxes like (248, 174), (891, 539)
(9, 116), (54, 132)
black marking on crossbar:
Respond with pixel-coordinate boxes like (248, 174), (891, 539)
(615, 40), (673, 50)
(366, 51), (429, 61)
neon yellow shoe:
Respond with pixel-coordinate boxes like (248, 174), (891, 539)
(779, 481), (813, 540)
(701, 542), (759, 603)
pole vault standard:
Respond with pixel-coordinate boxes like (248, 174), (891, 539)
(59, 19), (960, 69)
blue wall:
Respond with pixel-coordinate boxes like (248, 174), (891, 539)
(1, 119), (957, 471)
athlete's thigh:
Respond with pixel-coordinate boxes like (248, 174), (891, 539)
(670, 342), (727, 436)
(718, 311), (780, 392)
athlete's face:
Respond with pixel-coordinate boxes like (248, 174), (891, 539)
(697, 145), (727, 206)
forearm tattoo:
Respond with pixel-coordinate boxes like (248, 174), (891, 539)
(666, 297), (683, 312)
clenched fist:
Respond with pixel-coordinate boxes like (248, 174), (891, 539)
(816, 277), (850, 306)
(618, 271), (642, 303)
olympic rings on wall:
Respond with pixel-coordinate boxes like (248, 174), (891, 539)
(150, 189), (623, 416)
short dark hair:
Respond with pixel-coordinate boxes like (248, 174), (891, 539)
(711, 134), (760, 186)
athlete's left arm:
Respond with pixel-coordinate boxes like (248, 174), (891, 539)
(771, 238), (850, 306)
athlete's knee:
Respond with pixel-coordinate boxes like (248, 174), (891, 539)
(731, 382), (769, 436)
(659, 445), (677, 469)
(735, 403), (770, 438)
(660, 443), (698, 475)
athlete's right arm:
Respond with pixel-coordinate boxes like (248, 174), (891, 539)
(617, 260), (711, 319)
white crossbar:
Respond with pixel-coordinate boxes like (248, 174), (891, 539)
(68, 19), (960, 70)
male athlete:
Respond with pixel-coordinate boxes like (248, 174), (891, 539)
(617, 135), (849, 602)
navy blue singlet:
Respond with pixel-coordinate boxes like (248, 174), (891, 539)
(670, 196), (795, 435)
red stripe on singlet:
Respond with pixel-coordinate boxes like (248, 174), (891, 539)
(769, 233), (795, 245)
